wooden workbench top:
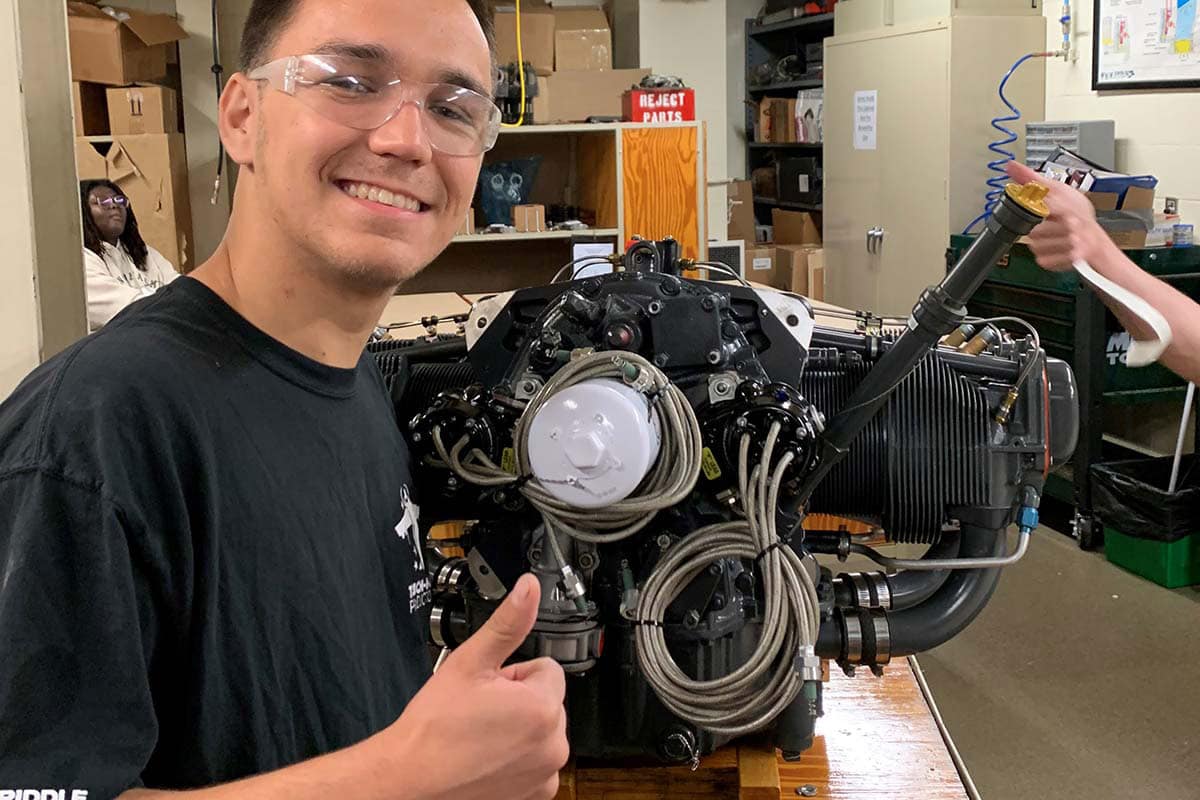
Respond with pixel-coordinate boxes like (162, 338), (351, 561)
(564, 658), (968, 800)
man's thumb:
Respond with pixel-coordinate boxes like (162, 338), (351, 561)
(452, 573), (541, 671)
(1005, 160), (1050, 188)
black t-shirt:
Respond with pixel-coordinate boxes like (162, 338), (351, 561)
(0, 278), (432, 798)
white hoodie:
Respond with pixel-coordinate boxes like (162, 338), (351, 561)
(84, 241), (179, 331)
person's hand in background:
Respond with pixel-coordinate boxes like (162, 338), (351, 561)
(1005, 160), (1114, 271)
(1004, 160), (1200, 383)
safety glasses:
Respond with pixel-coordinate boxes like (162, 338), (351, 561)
(246, 54), (501, 157)
(89, 195), (129, 209)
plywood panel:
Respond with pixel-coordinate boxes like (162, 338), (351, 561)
(578, 133), (619, 229)
(567, 660), (966, 799)
(622, 126), (700, 259)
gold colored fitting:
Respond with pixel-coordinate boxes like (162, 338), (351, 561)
(1005, 182), (1050, 218)
(994, 388), (1021, 426)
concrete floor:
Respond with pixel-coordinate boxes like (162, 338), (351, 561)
(913, 528), (1200, 799)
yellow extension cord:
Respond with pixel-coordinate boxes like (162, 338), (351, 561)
(500, 0), (527, 127)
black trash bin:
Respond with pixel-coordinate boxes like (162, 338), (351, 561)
(1091, 456), (1200, 588)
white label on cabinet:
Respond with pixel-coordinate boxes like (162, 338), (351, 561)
(752, 257), (772, 272)
(854, 90), (877, 151)
(797, 175), (810, 193)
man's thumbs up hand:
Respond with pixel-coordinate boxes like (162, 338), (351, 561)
(378, 574), (569, 800)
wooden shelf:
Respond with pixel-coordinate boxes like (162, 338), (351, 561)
(752, 196), (822, 212)
(450, 228), (620, 244)
(747, 78), (824, 94)
(497, 122), (702, 135)
(749, 142), (823, 150)
(748, 11), (834, 37)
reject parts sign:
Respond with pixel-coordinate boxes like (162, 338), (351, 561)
(623, 89), (695, 123)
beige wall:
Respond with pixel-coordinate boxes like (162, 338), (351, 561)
(631, 0), (730, 239)
(175, 0), (237, 263)
(726, 0), (759, 182)
(1, 0), (87, 398)
(1044, 1), (1200, 220)
(0, 3), (40, 396)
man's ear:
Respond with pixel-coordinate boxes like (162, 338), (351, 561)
(219, 74), (258, 168)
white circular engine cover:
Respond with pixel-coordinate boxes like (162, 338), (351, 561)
(527, 378), (662, 509)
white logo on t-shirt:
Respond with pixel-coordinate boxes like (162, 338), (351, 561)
(393, 486), (424, 572)
(394, 486), (431, 613)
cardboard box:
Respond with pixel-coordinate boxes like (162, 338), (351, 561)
(72, 82), (109, 136)
(756, 97), (773, 143)
(530, 75), (551, 124)
(513, 204), (546, 232)
(106, 84), (177, 135)
(1089, 185), (1156, 248)
(726, 180), (756, 245)
(75, 133), (194, 271)
(786, 98), (798, 142)
(543, 68), (651, 122)
(457, 207), (476, 237)
(623, 88), (695, 123)
(494, 8), (556, 75)
(554, 8), (611, 71)
(747, 246), (793, 290)
(777, 245), (825, 301)
(770, 99), (791, 143)
(772, 208), (822, 245)
(67, 2), (188, 86)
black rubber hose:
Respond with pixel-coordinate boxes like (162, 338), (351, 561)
(886, 524), (1006, 656)
(885, 533), (961, 611)
(816, 525), (1006, 660)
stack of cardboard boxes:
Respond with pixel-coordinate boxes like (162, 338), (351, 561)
(68, 2), (194, 272)
(755, 92), (821, 145)
(493, 1), (649, 123)
(727, 180), (825, 301)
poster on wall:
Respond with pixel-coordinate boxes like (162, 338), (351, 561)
(1093, 0), (1200, 89)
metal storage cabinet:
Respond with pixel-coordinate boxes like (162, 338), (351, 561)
(822, 2), (1045, 315)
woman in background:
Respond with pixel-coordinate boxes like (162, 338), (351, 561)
(81, 179), (178, 331)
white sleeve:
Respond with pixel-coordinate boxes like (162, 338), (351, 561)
(84, 248), (145, 330)
(146, 246), (180, 285)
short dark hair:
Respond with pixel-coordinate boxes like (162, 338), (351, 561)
(80, 180), (150, 271)
(239, 0), (495, 71)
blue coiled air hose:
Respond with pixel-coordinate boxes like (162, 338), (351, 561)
(962, 53), (1047, 235)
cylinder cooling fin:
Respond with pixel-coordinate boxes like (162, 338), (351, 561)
(802, 351), (989, 543)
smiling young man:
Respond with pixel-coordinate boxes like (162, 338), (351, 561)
(0, 2), (568, 799)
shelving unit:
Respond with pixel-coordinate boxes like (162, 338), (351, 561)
(450, 228), (620, 244)
(747, 78), (824, 94)
(744, 13), (831, 228)
(752, 196), (821, 212)
(749, 142), (822, 150)
(748, 11), (834, 36)
(400, 122), (706, 296)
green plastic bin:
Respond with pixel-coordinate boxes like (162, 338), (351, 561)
(1104, 527), (1200, 589)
